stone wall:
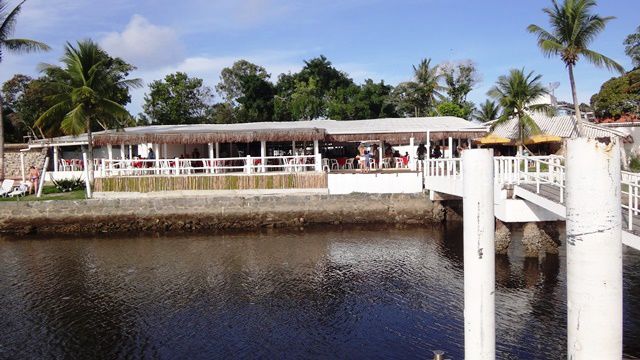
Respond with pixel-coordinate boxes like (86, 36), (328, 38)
(3, 145), (47, 179)
(0, 193), (445, 236)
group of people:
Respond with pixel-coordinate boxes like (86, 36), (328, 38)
(416, 142), (469, 160)
(356, 143), (410, 172)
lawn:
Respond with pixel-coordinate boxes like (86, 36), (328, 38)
(0, 185), (87, 202)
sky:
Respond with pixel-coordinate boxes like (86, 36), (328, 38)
(1, 0), (639, 116)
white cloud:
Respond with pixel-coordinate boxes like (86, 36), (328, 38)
(100, 15), (184, 69)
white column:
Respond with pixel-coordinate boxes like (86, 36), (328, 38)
(82, 152), (92, 198)
(292, 141), (296, 155)
(566, 138), (622, 360)
(162, 143), (168, 159)
(379, 140), (383, 168)
(36, 157), (49, 198)
(260, 140), (267, 173)
(107, 144), (113, 172)
(208, 143), (214, 159)
(462, 149), (495, 360)
(20, 152), (25, 182)
(426, 131), (431, 161)
(53, 146), (59, 172)
(448, 136), (453, 158)
(313, 140), (321, 172)
(128, 145), (133, 159)
(215, 142), (220, 158)
(120, 144), (125, 160)
(409, 137), (415, 170)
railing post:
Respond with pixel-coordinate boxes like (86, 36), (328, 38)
(245, 155), (252, 174)
(175, 159), (180, 175)
(314, 154), (322, 172)
(566, 138), (622, 360)
(462, 149), (495, 360)
(82, 152), (92, 198)
(535, 161), (540, 193)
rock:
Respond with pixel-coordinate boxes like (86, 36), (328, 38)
(522, 222), (543, 258)
(495, 220), (511, 255)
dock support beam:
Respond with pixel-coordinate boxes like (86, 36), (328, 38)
(463, 149), (495, 360)
(566, 138), (622, 359)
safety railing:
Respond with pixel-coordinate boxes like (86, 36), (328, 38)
(622, 170), (640, 231)
(99, 155), (320, 177)
(517, 155), (566, 203)
(421, 158), (463, 178)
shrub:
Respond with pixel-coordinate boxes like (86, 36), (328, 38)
(52, 177), (85, 192)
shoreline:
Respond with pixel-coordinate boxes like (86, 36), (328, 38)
(0, 192), (448, 236)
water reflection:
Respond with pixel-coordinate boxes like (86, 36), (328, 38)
(0, 227), (638, 359)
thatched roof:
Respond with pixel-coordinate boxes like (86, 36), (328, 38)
(93, 128), (326, 146)
(38, 117), (489, 146)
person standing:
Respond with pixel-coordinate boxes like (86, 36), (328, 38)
(28, 166), (40, 195)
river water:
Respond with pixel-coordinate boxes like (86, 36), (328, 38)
(1, 225), (639, 359)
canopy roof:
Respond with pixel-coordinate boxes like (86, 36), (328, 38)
(488, 114), (630, 142)
(35, 117), (489, 146)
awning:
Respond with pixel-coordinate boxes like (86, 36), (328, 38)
(525, 134), (562, 144)
(474, 133), (511, 145)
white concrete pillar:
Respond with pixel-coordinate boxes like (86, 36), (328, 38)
(379, 140), (383, 168)
(208, 143), (214, 159)
(128, 145), (133, 160)
(292, 141), (296, 155)
(82, 152), (92, 198)
(20, 152), (25, 182)
(162, 143), (168, 159)
(409, 137), (415, 170)
(448, 136), (453, 158)
(260, 140), (267, 173)
(107, 144), (113, 172)
(566, 138), (622, 359)
(313, 140), (321, 172)
(426, 131), (431, 161)
(120, 144), (125, 160)
(215, 142), (220, 158)
(462, 149), (495, 360)
(53, 146), (59, 172)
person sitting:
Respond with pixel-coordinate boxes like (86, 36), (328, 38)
(28, 166), (40, 195)
(417, 143), (427, 160)
(432, 145), (442, 159)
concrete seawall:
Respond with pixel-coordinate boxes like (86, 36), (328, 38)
(0, 193), (445, 236)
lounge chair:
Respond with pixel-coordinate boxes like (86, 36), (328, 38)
(0, 179), (15, 197)
(8, 183), (29, 198)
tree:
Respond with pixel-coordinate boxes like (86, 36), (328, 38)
(624, 26), (640, 69)
(142, 72), (213, 125)
(216, 60), (269, 105)
(390, 81), (422, 117)
(2, 74), (55, 140)
(358, 79), (397, 118)
(411, 58), (445, 116)
(527, 0), (624, 135)
(488, 69), (552, 146)
(436, 101), (465, 118)
(296, 55), (353, 95)
(441, 61), (478, 118)
(0, 0), (50, 179)
(474, 100), (502, 122)
(326, 84), (367, 120)
(590, 69), (640, 118)
(235, 74), (275, 123)
(290, 77), (325, 120)
(35, 40), (142, 182)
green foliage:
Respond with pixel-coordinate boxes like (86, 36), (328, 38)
(216, 60), (270, 104)
(289, 77), (325, 120)
(436, 101), (465, 117)
(630, 155), (640, 173)
(236, 74), (275, 123)
(624, 25), (640, 69)
(52, 176), (85, 192)
(141, 72), (213, 125)
(590, 69), (640, 118)
(488, 69), (552, 143)
(474, 100), (501, 122)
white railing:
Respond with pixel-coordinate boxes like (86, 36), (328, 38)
(420, 158), (463, 178)
(622, 170), (640, 231)
(99, 155), (320, 177)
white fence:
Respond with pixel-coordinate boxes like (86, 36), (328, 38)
(99, 155), (320, 177)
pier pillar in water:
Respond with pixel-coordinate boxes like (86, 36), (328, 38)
(494, 220), (511, 255)
(566, 138), (622, 359)
(462, 149), (495, 359)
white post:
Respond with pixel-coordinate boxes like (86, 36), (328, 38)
(107, 144), (113, 172)
(409, 137), (415, 170)
(120, 144), (125, 160)
(245, 155), (252, 174)
(379, 140), (383, 169)
(215, 142), (220, 158)
(128, 145), (133, 160)
(82, 152), (92, 198)
(36, 157), (49, 198)
(426, 131), (431, 161)
(448, 136), (453, 158)
(260, 140), (267, 173)
(208, 143), (214, 174)
(20, 152), (26, 182)
(292, 141), (296, 155)
(566, 138), (622, 360)
(462, 149), (495, 360)
(313, 140), (321, 172)
(53, 146), (59, 172)
(162, 143), (167, 159)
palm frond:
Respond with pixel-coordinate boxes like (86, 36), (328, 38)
(2, 38), (50, 53)
(117, 78), (144, 89)
(35, 100), (72, 130)
(0, 0), (25, 39)
(60, 104), (87, 135)
(580, 48), (625, 74)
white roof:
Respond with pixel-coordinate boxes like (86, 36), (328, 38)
(489, 114), (628, 139)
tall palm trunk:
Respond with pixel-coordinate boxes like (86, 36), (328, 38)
(568, 64), (583, 137)
(85, 118), (94, 183)
(0, 94), (4, 181)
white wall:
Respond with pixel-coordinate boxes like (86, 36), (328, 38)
(328, 172), (423, 195)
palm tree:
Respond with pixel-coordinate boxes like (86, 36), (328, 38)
(412, 58), (445, 116)
(36, 40), (141, 182)
(0, 0), (50, 180)
(488, 69), (553, 148)
(527, 0), (624, 136)
(474, 100), (501, 122)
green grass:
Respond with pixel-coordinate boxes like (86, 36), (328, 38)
(0, 185), (87, 202)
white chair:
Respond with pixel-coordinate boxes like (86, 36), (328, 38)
(382, 158), (391, 169)
(8, 183), (29, 197)
(330, 159), (340, 170)
(345, 158), (354, 170)
(0, 179), (15, 197)
(322, 158), (331, 172)
(395, 158), (404, 168)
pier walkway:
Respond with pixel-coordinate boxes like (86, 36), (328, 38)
(422, 155), (640, 251)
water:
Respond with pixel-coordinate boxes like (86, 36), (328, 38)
(0, 225), (639, 359)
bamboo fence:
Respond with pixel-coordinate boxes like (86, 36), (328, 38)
(94, 173), (328, 192)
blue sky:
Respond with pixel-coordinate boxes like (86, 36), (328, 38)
(2, 0), (638, 115)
